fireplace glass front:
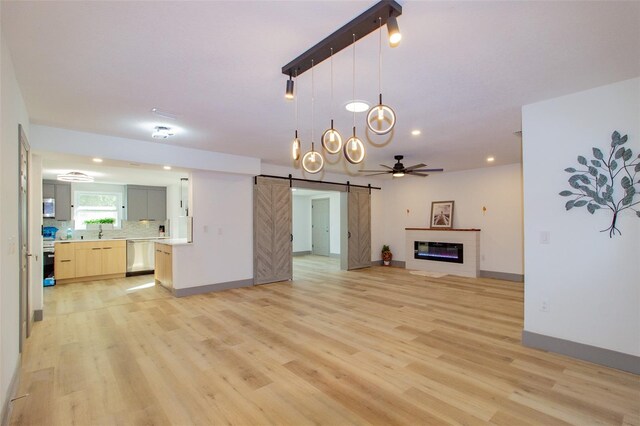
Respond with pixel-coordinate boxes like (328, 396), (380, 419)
(414, 241), (464, 264)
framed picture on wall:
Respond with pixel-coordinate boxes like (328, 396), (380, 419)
(430, 200), (454, 228)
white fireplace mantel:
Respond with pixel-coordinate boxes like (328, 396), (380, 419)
(405, 228), (481, 278)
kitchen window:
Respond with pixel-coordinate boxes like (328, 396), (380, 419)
(74, 190), (123, 230)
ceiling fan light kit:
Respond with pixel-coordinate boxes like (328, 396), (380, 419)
(282, 0), (402, 168)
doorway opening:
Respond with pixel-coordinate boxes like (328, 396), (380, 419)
(292, 189), (341, 277)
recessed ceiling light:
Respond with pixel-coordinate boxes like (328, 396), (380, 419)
(411, 130), (421, 136)
(345, 100), (370, 113)
(487, 156), (495, 162)
(92, 158), (103, 163)
(152, 126), (174, 139)
(163, 166), (172, 170)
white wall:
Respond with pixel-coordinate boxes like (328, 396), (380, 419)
(30, 125), (261, 176)
(172, 170), (253, 289)
(0, 32), (30, 418)
(522, 77), (640, 356)
(292, 196), (311, 252)
(380, 163), (524, 274)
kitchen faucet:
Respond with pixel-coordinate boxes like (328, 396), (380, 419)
(98, 225), (103, 239)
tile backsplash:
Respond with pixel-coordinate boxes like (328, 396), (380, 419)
(43, 219), (169, 240)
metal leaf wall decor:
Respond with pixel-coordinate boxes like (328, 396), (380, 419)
(559, 131), (639, 237)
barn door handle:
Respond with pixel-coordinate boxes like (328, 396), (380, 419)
(348, 231), (351, 238)
(290, 234), (293, 242)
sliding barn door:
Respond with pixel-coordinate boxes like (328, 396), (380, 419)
(346, 187), (371, 270)
(254, 177), (292, 285)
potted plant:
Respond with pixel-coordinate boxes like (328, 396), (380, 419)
(85, 218), (115, 230)
(382, 245), (393, 266)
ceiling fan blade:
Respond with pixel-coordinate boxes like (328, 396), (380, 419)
(379, 164), (394, 170)
(403, 163), (427, 172)
(410, 168), (444, 172)
(358, 169), (389, 173)
(364, 172), (392, 176)
(408, 172), (429, 177)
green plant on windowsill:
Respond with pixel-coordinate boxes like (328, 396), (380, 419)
(84, 218), (115, 225)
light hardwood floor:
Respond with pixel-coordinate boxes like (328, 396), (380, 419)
(10, 256), (640, 425)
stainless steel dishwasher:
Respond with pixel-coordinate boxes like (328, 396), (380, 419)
(126, 239), (155, 276)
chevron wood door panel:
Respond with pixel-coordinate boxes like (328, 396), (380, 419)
(347, 188), (371, 270)
(254, 177), (292, 285)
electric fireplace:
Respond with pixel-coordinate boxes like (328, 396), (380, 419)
(414, 241), (464, 264)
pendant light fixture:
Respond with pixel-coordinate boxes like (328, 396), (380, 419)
(367, 18), (396, 136)
(302, 60), (324, 174)
(344, 34), (365, 164)
(285, 73), (295, 100)
(321, 48), (343, 154)
(387, 15), (402, 47)
(291, 70), (301, 161)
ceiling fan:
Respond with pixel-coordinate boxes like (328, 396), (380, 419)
(359, 155), (444, 177)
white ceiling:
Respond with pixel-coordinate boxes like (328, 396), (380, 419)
(40, 152), (188, 186)
(2, 1), (639, 174)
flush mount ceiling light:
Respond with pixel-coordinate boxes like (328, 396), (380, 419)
(92, 158), (103, 163)
(150, 108), (178, 120)
(345, 100), (370, 113)
(163, 165), (172, 170)
(487, 156), (495, 162)
(302, 60), (324, 174)
(152, 126), (174, 139)
(367, 17), (396, 136)
(411, 129), (421, 136)
(57, 171), (94, 182)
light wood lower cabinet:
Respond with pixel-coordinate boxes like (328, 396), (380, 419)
(54, 242), (75, 280)
(154, 243), (173, 289)
(55, 240), (126, 283)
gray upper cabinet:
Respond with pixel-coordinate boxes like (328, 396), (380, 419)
(43, 183), (55, 199)
(55, 183), (72, 221)
(127, 185), (166, 221)
(147, 188), (167, 221)
(43, 180), (71, 220)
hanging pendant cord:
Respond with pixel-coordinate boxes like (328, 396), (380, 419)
(311, 59), (315, 146)
(352, 33), (356, 130)
(378, 17), (382, 96)
(330, 48), (334, 118)
(294, 69), (298, 131)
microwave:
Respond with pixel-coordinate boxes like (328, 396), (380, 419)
(43, 198), (55, 218)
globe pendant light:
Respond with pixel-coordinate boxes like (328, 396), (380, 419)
(291, 71), (301, 161)
(344, 34), (365, 164)
(321, 48), (343, 154)
(302, 60), (324, 174)
(367, 18), (396, 136)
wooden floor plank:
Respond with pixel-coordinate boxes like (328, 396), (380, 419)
(10, 256), (639, 425)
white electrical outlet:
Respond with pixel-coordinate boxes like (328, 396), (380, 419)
(540, 231), (550, 244)
(540, 298), (550, 312)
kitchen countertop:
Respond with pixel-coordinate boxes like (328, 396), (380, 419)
(53, 237), (169, 243)
(152, 238), (191, 246)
